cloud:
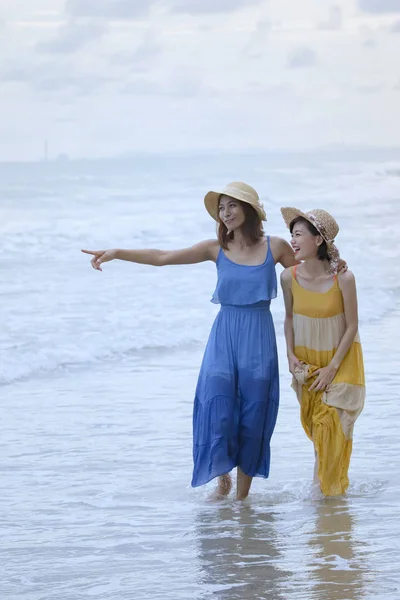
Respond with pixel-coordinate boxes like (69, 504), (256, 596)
(247, 81), (291, 97)
(318, 5), (342, 30)
(168, 0), (264, 14)
(243, 19), (270, 57)
(122, 78), (160, 95)
(287, 47), (317, 68)
(110, 34), (162, 69)
(1, 62), (112, 95)
(358, 0), (400, 13)
(66, 0), (262, 19)
(36, 20), (107, 54)
(66, 0), (150, 19)
(122, 71), (213, 97)
(389, 19), (400, 31)
(357, 83), (384, 93)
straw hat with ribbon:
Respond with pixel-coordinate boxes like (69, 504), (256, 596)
(204, 182), (267, 222)
(280, 207), (340, 274)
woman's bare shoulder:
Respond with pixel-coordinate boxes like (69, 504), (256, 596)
(337, 269), (356, 291)
(269, 235), (288, 250)
(280, 266), (293, 284)
(337, 269), (355, 284)
(199, 238), (220, 261)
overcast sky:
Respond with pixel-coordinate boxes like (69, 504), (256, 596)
(0, 0), (399, 160)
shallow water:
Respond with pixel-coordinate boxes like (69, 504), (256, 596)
(1, 153), (400, 598)
(2, 310), (400, 600)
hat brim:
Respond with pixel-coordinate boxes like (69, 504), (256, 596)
(204, 190), (267, 222)
(204, 191), (221, 221)
(280, 207), (310, 229)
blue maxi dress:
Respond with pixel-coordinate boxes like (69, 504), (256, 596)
(191, 236), (279, 487)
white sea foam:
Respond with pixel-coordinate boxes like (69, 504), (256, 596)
(1, 154), (399, 384)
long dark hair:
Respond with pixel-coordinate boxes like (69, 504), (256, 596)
(290, 216), (330, 261)
(218, 200), (264, 249)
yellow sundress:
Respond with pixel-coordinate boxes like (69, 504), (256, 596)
(290, 266), (365, 496)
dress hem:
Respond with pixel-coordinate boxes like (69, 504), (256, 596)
(191, 464), (271, 488)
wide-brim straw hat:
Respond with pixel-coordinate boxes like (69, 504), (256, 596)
(280, 207), (339, 242)
(204, 182), (267, 222)
(280, 207), (340, 273)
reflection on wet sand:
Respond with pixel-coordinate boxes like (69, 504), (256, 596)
(307, 498), (370, 600)
(194, 504), (291, 599)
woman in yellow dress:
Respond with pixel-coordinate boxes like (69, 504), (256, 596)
(280, 208), (365, 496)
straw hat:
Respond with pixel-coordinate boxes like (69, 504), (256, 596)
(280, 207), (340, 273)
(204, 182), (267, 222)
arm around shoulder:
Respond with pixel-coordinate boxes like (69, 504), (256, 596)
(270, 236), (298, 268)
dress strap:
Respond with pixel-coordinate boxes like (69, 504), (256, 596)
(215, 247), (223, 264)
(292, 265), (298, 280)
(266, 235), (270, 261)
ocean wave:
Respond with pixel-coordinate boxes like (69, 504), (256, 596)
(2, 154), (398, 388)
(0, 337), (205, 387)
(1, 282), (396, 387)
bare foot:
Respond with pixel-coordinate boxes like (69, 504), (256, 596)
(236, 467), (252, 501)
(207, 474), (232, 502)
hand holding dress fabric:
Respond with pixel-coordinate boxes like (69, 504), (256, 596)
(308, 363), (339, 392)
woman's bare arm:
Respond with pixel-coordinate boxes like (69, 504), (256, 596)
(309, 270), (359, 391)
(330, 271), (359, 369)
(82, 239), (219, 271)
(270, 235), (347, 272)
(270, 236), (298, 268)
(115, 239), (219, 265)
(280, 268), (302, 374)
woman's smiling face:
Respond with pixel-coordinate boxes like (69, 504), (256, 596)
(218, 195), (246, 231)
(291, 220), (322, 261)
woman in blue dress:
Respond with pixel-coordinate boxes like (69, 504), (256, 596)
(82, 182), (299, 501)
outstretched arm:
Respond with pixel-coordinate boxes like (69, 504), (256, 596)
(81, 239), (219, 271)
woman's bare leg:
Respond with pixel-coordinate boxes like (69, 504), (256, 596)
(236, 467), (253, 501)
(208, 473), (232, 501)
(313, 445), (320, 484)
